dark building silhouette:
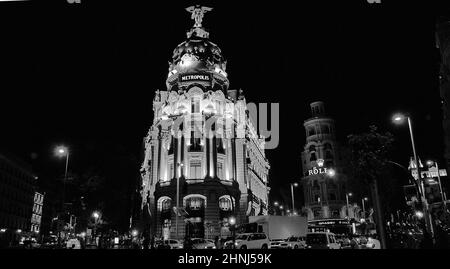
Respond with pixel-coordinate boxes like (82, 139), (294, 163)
(0, 153), (37, 247)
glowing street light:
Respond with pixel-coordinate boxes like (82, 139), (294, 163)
(290, 182), (299, 215)
(415, 211), (424, 219)
(346, 193), (353, 220)
(327, 168), (336, 177)
(132, 229), (138, 237)
(92, 211), (100, 219)
(273, 201), (279, 207)
(391, 112), (434, 239)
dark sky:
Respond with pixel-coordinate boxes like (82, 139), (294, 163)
(0, 1), (447, 207)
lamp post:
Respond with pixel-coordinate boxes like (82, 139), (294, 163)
(175, 162), (183, 241)
(92, 211), (100, 246)
(392, 113), (434, 240)
(55, 145), (69, 245)
(362, 197), (368, 219)
(290, 182), (298, 215)
(346, 193), (352, 220)
(426, 160), (446, 209)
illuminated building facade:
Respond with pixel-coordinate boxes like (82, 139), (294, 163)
(0, 153), (36, 246)
(300, 102), (359, 224)
(140, 6), (270, 240)
(31, 192), (44, 234)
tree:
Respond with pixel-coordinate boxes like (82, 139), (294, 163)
(347, 125), (394, 249)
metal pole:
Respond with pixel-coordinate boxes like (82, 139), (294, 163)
(407, 117), (434, 240)
(435, 161), (445, 208)
(346, 194), (349, 220)
(291, 184), (295, 215)
(176, 163), (180, 241)
(362, 199), (366, 219)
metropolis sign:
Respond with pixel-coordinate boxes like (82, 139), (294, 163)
(179, 73), (211, 82)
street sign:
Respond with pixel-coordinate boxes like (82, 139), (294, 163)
(411, 169), (447, 179)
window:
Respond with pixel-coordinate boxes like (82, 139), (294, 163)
(309, 145), (316, 152)
(191, 97), (200, 113)
(308, 128), (316, 136)
(219, 197), (231, 211)
(217, 137), (225, 154)
(188, 197), (203, 210)
(189, 160), (202, 179)
(217, 162), (223, 180)
(310, 153), (317, 161)
(168, 136), (174, 155)
(162, 199), (171, 212)
(325, 151), (333, 159)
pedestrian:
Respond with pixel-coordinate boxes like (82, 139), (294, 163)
(150, 236), (155, 249)
(214, 236), (220, 249)
(349, 235), (359, 249)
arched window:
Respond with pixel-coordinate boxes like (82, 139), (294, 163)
(157, 197), (172, 212)
(310, 153), (317, 161)
(308, 127), (316, 136)
(325, 151), (333, 159)
(219, 197), (232, 211)
(309, 145), (316, 152)
(184, 195), (207, 210)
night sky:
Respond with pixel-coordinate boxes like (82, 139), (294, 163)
(0, 1), (447, 208)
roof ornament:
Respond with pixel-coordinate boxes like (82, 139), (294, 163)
(185, 5), (212, 39)
(186, 5), (213, 28)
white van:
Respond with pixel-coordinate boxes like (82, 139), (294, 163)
(66, 238), (81, 249)
(306, 232), (341, 249)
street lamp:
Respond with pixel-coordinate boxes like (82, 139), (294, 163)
(346, 193), (352, 220)
(55, 145), (69, 245)
(290, 182), (298, 214)
(327, 168), (336, 177)
(392, 113), (434, 239)
(92, 211), (100, 245)
(426, 160), (446, 208)
(362, 197), (368, 219)
(175, 162), (184, 241)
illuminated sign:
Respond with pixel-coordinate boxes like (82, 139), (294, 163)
(180, 74), (211, 82)
(310, 219), (350, 226)
(308, 167), (329, 176)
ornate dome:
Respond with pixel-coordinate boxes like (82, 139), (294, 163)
(165, 6), (229, 90)
(169, 35), (227, 75)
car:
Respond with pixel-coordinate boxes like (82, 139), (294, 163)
(305, 232), (341, 249)
(279, 236), (306, 249)
(224, 233), (269, 249)
(269, 238), (285, 249)
(191, 238), (216, 249)
(163, 239), (184, 249)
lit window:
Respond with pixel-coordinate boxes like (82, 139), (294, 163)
(219, 197), (231, 211)
(191, 98), (200, 113)
(217, 162), (223, 180)
(189, 161), (202, 179)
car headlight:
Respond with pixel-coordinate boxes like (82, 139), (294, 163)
(234, 242), (238, 246)
(212, 246), (216, 249)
